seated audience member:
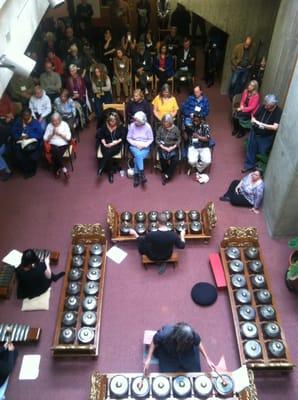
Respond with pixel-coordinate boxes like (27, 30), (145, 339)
(43, 112), (72, 179)
(66, 64), (87, 109)
(154, 44), (174, 88)
(141, 29), (156, 54)
(76, 0), (94, 30)
(137, 0), (151, 39)
(0, 342), (18, 388)
(132, 42), (153, 94)
(185, 112), (212, 174)
(129, 211), (185, 273)
(54, 89), (76, 130)
(220, 170), (264, 214)
(29, 85), (52, 132)
(40, 61), (62, 102)
(113, 48), (131, 102)
(16, 249), (65, 300)
(121, 30), (137, 58)
(0, 93), (16, 180)
(152, 84), (178, 123)
(64, 44), (86, 77)
(156, 114), (181, 185)
(46, 50), (64, 76)
(164, 26), (181, 56)
(12, 108), (43, 178)
(43, 31), (57, 58)
(7, 74), (35, 106)
(181, 85), (209, 127)
(126, 89), (152, 124)
(96, 111), (126, 183)
(250, 56), (266, 88)
(144, 322), (215, 372)
(91, 64), (113, 127)
(102, 29), (116, 78)
(59, 26), (81, 58)
(175, 37), (196, 89)
(232, 80), (260, 138)
(127, 111), (153, 187)
(242, 94), (282, 173)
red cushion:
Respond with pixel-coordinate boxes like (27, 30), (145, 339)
(209, 253), (227, 288)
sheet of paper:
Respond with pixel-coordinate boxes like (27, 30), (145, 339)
(232, 365), (250, 393)
(2, 249), (23, 268)
(106, 246), (127, 264)
(19, 355), (41, 380)
(143, 330), (156, 345)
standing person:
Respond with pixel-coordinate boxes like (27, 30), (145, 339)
(0, 342), (18, 389)
(232, 80), (260, 138)
(113, 48), (131, 102)
(64, 44), (86, 77)
(170, 4), (191, 38)
(127, 111), (153, 187)
(16, 249), (65, 299)
(43, 113), (72, 179)
(76, 0), (94, 28)
(156, 114), (181, 185)
(66, 64), (87, 110)
(229, 36), (255, 99)
(96, 111), (125, 183)
(137, 0), (151, 39)
(143, 322), (215, 372)
(181, 85), (209, 127)
(242, 94), (282, 173)
(174, 37), (196, 90)
(164, 26), (181, 56)
(101, 29), (116, 78)
(29, 85), (52, 132)
(11, 108), (43, 178)
(129, 212), (185, 273)
(91, 64), (113, 127)
(157, 0), (171, 29)
(40, 61), (62, 102)
(111, 0), (131, 42)
(220, 170), (264, 214)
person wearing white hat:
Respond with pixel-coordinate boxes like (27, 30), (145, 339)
(127, 111), (153, 187)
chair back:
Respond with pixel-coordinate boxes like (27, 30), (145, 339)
(102, 103), (126, 126)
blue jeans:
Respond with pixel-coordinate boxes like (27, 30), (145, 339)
(229, 67), (250, 99)
(0, 144), (10, 172)
(244, 130), (275, 169)
(129, 146), (150, 173)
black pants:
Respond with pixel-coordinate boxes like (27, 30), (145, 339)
(14, 145), (41, 176)
(0, 348), (18, 386)
(51, 144), (68, 172)
(155, 70), (170, 89)
(159, 150), (179, 179)
(224, 180), (252, 207)
(98, 145), (121, 173)
(137, 72), (151, 90)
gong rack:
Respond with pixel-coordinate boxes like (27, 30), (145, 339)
(89, 370), (259, 400)
(0, 323), (41, 343)
(220, 227), (294, 370)
(52, 224), (107, 357)
(107, 202), (217, 243)
(0, 248), (60, 299)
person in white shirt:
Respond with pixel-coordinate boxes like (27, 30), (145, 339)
(29, 85), (52, 132)
(44, 112), (72, 179)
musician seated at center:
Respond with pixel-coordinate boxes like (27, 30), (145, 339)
(143, 322), (215, 373)
(129, 212), (185, 272)
(185, 112), (213, 174)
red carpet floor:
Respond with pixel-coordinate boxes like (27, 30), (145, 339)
(0, 83), (297, 400)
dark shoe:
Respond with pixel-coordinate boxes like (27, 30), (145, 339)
(161, 174), (168, 185)
(97, 167), (104, 176)
(0, 171), (12, 181)
(108, 172), (114, 183)
(236, 132), (245, 138)
(133, 173), (140, 187)
(219, 195), (231, 202)
(158, 263), (167, 275)
(63, 169), (70, 179)
(241, 167), (254, 173)
(140, 171), (147, 184)
(24, 171), (36, 179)
(52, 271), (65, 282)
(232, 129), (238, 136)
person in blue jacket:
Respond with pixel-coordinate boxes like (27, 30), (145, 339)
(181, 85), (210, 127)
(12, 108), (43, 178)
(154, 44), (174, 89)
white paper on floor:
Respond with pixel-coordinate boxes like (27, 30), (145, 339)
(19, 355), (41, 380)
(106, 246), (127, 264)
(2, 249), (23, 268)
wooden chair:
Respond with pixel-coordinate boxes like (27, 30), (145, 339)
(154, 145), (183, 175)
(142, 252), (178, 270)
(63, 139), (77, 171)
(134, 74), (154, 92)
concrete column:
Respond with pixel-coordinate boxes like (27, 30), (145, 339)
(261, 0), (298, 106)
(263, 56), (298, 237)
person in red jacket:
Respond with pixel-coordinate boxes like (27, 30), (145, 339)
(232, 80), (260, 138)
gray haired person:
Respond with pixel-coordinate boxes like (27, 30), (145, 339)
(242, 94), (282, 172)
(156, 113), (181, 184)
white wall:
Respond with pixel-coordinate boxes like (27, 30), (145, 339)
(0, 0), (49, 97)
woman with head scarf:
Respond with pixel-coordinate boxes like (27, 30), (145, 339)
(127, 111), (153, 187)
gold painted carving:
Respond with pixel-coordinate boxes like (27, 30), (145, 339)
(90, 372), (107, 400)
(71, 224), (105, 244)
(206, 201), (217, 229)
(107, 204), (116, 233)
(221, 227), (259, 248)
